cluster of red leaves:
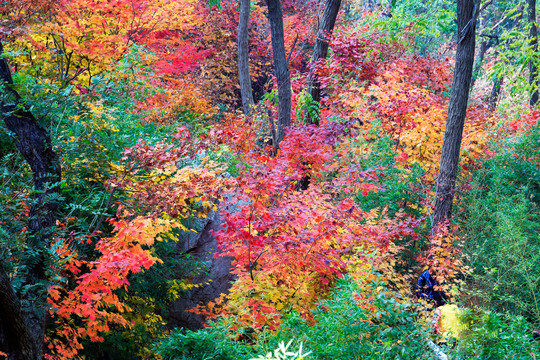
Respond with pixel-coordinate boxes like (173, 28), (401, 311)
(505, 108), (540, 133)
(193, 123), (423, 330)
(45, 128), (228, 359)
(46, 218), (173, 359)
(112, 127), (228, 218)
(313, 22), (494, 183)
(313, 25), (398, 120)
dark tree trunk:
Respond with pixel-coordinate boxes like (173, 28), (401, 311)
(238, 0), (255, 114)
(0, 265), (38, 360)
(470, 39), (488, 92)
(266, 0), (291, 147)
(306, 0), (341, 125)
(487, 75), (503, 112)
(528, 0), (539, 106)
(433, 0), (478, 227)
(0, 40), (61, 360)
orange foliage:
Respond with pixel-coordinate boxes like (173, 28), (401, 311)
(193, 124), (423, 330)
(45, 128), (228, 359)
(418, 225), (470, 303)
(4, 0), (202, 85)
(46, 218), (175, 359)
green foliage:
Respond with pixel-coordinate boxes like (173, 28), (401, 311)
(445, 310), (540, 359)
(490, 0), (540, 103)
(157, 275), (432, 360)
(352, 0), (456, 54)
(157, 324), (251, 360)
(270, 277), (430, 360)
(354, 134), (426, 218)
(250, 341), (311, 360)
(458, 120), (540, 323)
(295, 91), (320, 125)
(0, 152), (30, 263)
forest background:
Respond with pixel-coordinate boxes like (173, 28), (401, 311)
(0, 0), (540, 359)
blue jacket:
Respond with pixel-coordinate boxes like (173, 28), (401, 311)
(416, 269), (438, 300)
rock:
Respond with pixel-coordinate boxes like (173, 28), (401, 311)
(167, 205), (235, 330)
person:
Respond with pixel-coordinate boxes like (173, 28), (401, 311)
(416, 269), (447, 307)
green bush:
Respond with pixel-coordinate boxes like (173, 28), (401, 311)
(457, 120), (540, 324)
(445, 310), (540, 359)
(157, 275), (432, 360)
(351, 131), (427, 219)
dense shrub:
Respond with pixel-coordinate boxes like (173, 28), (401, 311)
(445, 310), (540, 359)
(458, 116), (540, 323)
(157, 275), (432, 360)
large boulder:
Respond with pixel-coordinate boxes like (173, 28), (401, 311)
(167, 204), (235, 330)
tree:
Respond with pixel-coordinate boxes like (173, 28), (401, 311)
(238, 0), (255, 114)
(433, 0), (479, 227)
(0, 40), (61, 360)
(266, 0), (291, 147)
(306, 0), (342, 125)
(528, 0), (539, 106)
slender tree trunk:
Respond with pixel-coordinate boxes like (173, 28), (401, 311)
(470, 39), (488, 92)
(528, 0), (539, 106)
(238, 0), (255, 114)
(487, 75), (503, 112)
(306, 0), (341, 125)
(484, 5), (524, 111)
(433, 0), (478, 227)
(0, 40), (61, 360)
(266, 0), (291, 147)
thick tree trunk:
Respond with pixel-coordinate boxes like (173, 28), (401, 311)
(0, 40), (61, 360)
(433, 0), (478, 227)
(266, 0), (291, 147)
(0, 266), (37, 360)
(306, 0), (341, 125)
(238, 0), (255, 114)
(528, 0), (539, 106)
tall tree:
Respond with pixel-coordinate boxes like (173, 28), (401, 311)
(433, 0), (479, 227)
(306, 0), (342, 125)
(470, 16), (490, 92)
(0, 40), (61, 360)
(266, 0), (291, 147)
(238, 0), (255, 114)
(528, 0), (539, 106)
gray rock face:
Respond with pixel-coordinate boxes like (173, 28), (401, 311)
(167, 207), (235, 330)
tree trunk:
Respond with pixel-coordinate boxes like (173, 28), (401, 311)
(0, 266), (37, 360)
(306, 0), (341, 125)
(528, 0), (539, 106)
(470, 39), (488, 92)
(266, 0), (291, 147)
(0, 40), (61, 360)
(487, 75), (503, 112)
(433, 0), (478, 227)
(238, 0), (255, 114)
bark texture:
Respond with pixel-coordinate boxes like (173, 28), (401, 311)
(470, 39), (488, 92)
(0, 266), (37, 360)
(306, 0), (341, 125)
(238, 0), (255, 114)
(266, 0), (291, 146)
(0, 40), (61, 360)
(487, 76), (503, 112)
(528, 0), (539, 106)
(433, 0), (478, 227)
